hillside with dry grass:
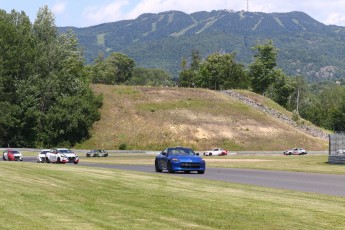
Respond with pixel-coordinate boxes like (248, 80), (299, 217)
(78, 85), (328, 151)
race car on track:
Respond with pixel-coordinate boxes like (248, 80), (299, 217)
(155, 146), (205, 174)
(86, 149), (108, 157)
(2, 149), (23, 161)
(283, 148), (307, 155)
(203, 148), (228, 156)
(37, 149), (51, 163)
(46, 148), (79, 164)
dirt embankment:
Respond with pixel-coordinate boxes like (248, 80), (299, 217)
(84, 85), (328, 151)
(223, 90), (329, 140)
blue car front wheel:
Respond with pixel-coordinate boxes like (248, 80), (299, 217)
(167, 161), (174, 173)
(155, 160), (162, 172)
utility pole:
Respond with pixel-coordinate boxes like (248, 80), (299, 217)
(296, 87), (300, 114)
(247, 0), (249, 12)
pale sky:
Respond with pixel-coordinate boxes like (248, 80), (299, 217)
(1, 0), (345, 28)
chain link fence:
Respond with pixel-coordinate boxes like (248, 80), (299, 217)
(328, 133), (345, 164)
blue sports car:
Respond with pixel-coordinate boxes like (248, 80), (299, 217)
(155, 147), (206, 174)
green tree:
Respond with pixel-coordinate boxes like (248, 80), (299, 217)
(178, 50), (202, 87)
(319, 86), (345, 129)
(91, 52), (135, 84)
(107, 52), (135, 84)
(0, 9), (35, 146)
(332, 101), (345, 132)
(249, 40), (279, 94)
(287, 76), (309, 113)
(266, 70), (295, 108)
(198, 52), (249, 90)
(0, 6), (101, 147)
(91, 51), (110, 84)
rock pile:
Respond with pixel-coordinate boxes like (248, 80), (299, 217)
(222, 90), (329, 140)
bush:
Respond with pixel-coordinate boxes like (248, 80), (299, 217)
(292, 110), (300, 122)
(119, 143), (127, 150)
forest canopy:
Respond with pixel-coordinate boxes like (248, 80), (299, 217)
(0, 7), (102, 147)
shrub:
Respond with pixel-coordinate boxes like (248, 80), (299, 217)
(119, 143), (127, 150)
(292, 110), (300, 122)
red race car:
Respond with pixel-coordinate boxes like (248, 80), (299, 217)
(3, 149), (23, 161)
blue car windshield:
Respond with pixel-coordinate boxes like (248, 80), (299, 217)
(168, 148), (195, 156)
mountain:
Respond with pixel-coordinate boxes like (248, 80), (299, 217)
(59, 10), (345, 81)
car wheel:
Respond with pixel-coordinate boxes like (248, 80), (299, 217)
(57, 157), (61, 163)
(74, 162), (78, 164)
(155, 160), (162, 172)
(46, 157), (50, 163)
(185, 171), (190, 174)
(167, 161), (174, 173)
(197, 170), (205, 174)
(209, 153), (212, 156)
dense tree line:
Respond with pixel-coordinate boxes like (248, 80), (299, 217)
(178, 40), (345, 132)
(179, 41), (294, 96)
(89, 51), (174, 86)
(0, 7), (102, 147)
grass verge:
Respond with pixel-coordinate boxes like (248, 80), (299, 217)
(1, 162), (345, 230)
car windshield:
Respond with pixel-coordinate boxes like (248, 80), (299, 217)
(10, 151), (20, 154)
(168, 148), (195, 156)
(59, 149), (72, 153)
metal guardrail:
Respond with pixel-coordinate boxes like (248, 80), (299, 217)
(0, 148), (328, 155)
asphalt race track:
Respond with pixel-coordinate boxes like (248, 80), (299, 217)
(23, 156), (345, 197)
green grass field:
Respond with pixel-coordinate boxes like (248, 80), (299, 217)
(3, 152), (345, 229)
(1, 161), (345, 230)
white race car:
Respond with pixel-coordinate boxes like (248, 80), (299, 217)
(283, 148), (307, 155)
(203, 148), (228, 156)
(37, 149), (51, 163)
(46, 148), (79, 164)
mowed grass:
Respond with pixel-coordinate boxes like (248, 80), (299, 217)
(1, 162), (345, 230)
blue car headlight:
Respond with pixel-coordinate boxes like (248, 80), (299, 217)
(171, 158), (180, 163)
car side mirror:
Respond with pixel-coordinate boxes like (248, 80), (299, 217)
(195, 153), (199, 156)
(162, 152), (167, 156)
